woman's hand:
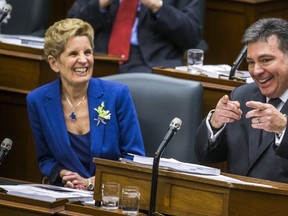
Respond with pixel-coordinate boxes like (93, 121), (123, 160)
(60, 169), (91, 190)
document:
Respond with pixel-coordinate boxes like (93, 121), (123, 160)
(175, 65), (254, 83)
(0, 184), (93, 203)
(122, 154), (221, 176)
(121, 155), (274, 188)
(0, 34), (44, 49)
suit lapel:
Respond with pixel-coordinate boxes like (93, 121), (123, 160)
(248, 92), (265, 162)
(138, 5), (148, 26)
(246, 94), (288, 175)
(87, 79), (105, 174)
(44, 79), (88, 174)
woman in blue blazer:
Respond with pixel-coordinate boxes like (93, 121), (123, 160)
(26, 18), (145, 190)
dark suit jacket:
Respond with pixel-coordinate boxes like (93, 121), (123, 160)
(67, 0), (201, 70)
(27, 78), (145, 179)
(195, 82), (288, 183)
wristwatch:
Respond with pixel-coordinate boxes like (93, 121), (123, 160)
(86, 179), (94, 191)
(87, 183), (94, 191)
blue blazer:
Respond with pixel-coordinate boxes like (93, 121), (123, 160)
(27, 78), (145, 178)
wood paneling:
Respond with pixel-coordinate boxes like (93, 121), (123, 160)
(204, 0), (288, 69)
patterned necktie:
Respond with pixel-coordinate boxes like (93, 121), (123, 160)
(108, 0), (138, 61)
(268, 97), (282, 108)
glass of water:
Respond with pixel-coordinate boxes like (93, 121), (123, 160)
(121, 186), (140, 215)
(101, 182), (120, 210)
(187, 49), (204, 74)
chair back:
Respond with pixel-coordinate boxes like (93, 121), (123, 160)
(2, 0), (51, 36)
(102, 73), (203, 164)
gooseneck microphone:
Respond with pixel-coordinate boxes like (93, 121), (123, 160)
(148, 118), (182, 216)
(0, 4), (12, 24)
(229, 45), (247, 80)
(0, 138), (13, 165)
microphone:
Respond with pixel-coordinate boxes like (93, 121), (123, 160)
(0, 4), (12, 24)
(229, 45), (247, 81)
(148, 118), (182, 216)
(0, 138), (13, 166)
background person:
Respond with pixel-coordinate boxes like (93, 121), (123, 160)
(67, 0), (202, 73)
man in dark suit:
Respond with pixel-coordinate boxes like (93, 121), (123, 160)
(195, 18), (288, 183)
(67, 0), (201, 73)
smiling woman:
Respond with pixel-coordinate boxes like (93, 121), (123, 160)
(26, 18), (145, 190)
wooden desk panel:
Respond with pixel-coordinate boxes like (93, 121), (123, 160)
(93, 158), (288, 216)
(0, 192), (66, 216)
(59, 202), (147, 216)
(0, 43), (51, 92)
(0, 90), (42, 182)
(0, 43), (120, 91)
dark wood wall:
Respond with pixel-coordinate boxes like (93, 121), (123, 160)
(204, 0), (288, 69)
(50, 0), (75, 25)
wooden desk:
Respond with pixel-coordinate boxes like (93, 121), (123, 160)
(93, 158), (288, 216)
(152, 67), (245, 116)
(0, 177), (66, 216)
(0, 193), (66, 216)
(59, 202), (147, 216)
(0, 42), (120, 92)
(205, 0), (288, 67)
(0, 177), (144, 216)
(0, 43), (120, 182)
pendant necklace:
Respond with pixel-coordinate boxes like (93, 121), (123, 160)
(63, 93), (86, 122)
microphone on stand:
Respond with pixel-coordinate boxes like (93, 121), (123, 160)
(228, 45), (247, 81)
(0, 138), (13, 166)
(0, 4), (12, 24)
(148, 118), (182, 216)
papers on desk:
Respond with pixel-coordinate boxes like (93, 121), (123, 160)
(0, 184), (93, 203)
(191, 173), (275, 188)
(175, 65), (254, 83)
(122, 155), (275, 188)
(122, 154), (221, 176)
(0, 34), (44, 49)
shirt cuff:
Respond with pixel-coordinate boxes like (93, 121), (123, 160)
(206, 110), (226, 142)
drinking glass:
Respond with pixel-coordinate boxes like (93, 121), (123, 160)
(187, 49), (204, 74)
(121, 186), (140, 215)
(101, 182), (120, 210)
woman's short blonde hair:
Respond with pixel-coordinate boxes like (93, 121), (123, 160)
(44, 18), (94, 60)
